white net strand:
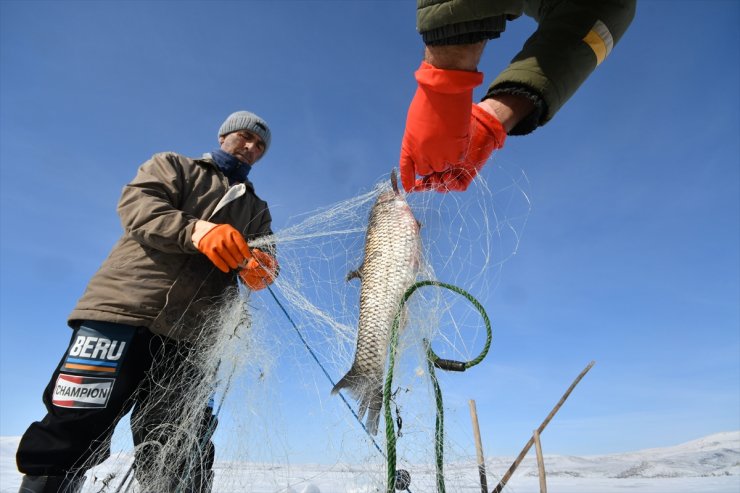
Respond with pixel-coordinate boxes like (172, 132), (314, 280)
(80, 163), (530, 492)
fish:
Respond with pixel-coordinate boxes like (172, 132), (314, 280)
(332, 170), (422, 435)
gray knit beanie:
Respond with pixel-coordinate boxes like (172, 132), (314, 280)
(218, 110), (271, 155)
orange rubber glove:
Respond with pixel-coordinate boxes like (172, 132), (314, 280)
(412, 104), (506, 192)
(399, 61), (484, 193)
(195, 223), (251, 273)
(239, 249), (278, 290)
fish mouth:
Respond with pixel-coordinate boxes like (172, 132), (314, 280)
(390, 169), (400, 194)
(374, 170), (402, 205)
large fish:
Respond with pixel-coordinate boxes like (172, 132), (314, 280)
(332, 171), (422, 435)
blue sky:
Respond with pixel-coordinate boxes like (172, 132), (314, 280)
(1, 0), (738, 466)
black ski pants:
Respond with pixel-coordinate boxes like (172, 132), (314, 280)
(16, 321), (216, 489)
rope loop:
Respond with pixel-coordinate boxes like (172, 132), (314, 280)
(384, 280), (493, 493)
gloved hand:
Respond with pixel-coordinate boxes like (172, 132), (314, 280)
(411, 103), (507, 192)
(193, 221), (251, 273)
(239, 249), (278, 290)
(399, 61), (484, 192)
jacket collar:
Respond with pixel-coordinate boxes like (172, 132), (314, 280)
(200, 153), (256, 193)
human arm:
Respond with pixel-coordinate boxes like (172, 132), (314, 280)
(488, 0), (636, 134)
(402, 0), (636, 191)
(117, 153), (201, 253)
(192, 221), (251, 272)
(118, 153), (252, 271)
(423, 43), (536, 132)
(398, 25), (522, 191)
(398, 45), (516, 192)
(197, 205), (276, 281)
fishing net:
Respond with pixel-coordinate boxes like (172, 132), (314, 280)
(79, 162), (531, 493)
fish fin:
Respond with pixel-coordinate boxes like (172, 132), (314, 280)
(346, 268), (363, 282)
(332, 370), (370, 419)
(332, 369), (383, 436)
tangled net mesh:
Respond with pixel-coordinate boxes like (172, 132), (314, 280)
(77, 162), (531, 493)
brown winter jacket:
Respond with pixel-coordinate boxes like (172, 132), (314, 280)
(417, 0), (636, 134)
(68, 152), (273, 341)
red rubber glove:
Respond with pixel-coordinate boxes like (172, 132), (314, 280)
(412, 104), (506, 192)
(239, 249), (278, 290)
(195, 223), (251, 273)
(399, 61), (484, 192)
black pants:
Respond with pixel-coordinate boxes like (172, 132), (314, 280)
(16, 321), (216, 491)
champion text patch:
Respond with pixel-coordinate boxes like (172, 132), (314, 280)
(52, 373), (115, 409)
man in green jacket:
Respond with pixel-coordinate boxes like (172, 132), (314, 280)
(16, 111), (278, 493)
(400, 0), (637, 192)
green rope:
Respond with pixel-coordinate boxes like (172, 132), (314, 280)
(384, 280), (492, 493)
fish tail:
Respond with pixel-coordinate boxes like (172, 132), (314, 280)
(332, 368), (383, 435)
(364, 391), (383, 436)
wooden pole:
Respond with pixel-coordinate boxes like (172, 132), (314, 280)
(469, 399), (488, 493)
(533, 429), (547, 493)
(491, 361), (595, 493)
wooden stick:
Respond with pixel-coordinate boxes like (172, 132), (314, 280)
(533, 429), (547, 493)
(491, 361), (595, 493)
(469, 399), (488, 493)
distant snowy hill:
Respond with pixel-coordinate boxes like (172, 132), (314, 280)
(1, 432), (738, 493)
(488, 431), (740, 479)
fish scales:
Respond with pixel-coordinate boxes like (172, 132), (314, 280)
(332, 176), (421, 435)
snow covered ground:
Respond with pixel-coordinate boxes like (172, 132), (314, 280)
(1, 431), (738, 492)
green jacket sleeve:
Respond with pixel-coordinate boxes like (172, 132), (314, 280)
(417, 0), (524, 45)
(487, 0), (636, 134)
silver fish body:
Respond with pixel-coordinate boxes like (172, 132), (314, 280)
(332, 176), (421, 435)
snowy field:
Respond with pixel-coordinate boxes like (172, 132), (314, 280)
(1, 431), (738, 492)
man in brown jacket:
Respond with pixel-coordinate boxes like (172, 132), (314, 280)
(400, 0), (637, 192)
(15, 111), (277, 493)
